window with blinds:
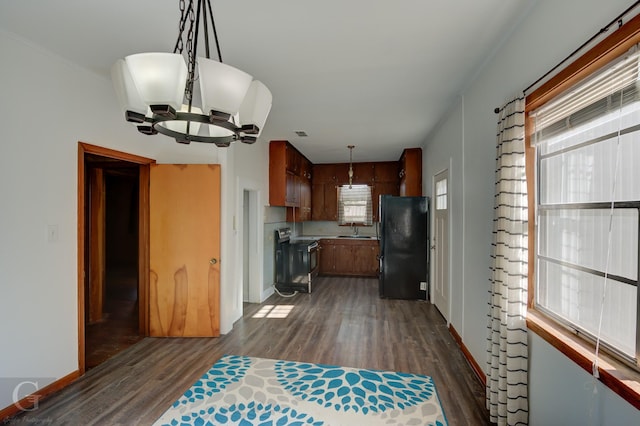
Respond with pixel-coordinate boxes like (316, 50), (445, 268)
(337, 184), (373, 225)
(531, 45), (640, 364)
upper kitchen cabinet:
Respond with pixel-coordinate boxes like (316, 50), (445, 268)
(352, 162), (374, 183)
(374, 161), (399, 183)
(287, 156), (312, 222)
(311, 164), (341, 221)
(269, 140), (311, 212)
(399, 148), (422, 196)
(372, 161), (399, 221)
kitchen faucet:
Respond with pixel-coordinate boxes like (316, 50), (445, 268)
(351, 224), (359, 236)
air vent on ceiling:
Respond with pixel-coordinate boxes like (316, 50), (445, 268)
(294, 131), (308, 137)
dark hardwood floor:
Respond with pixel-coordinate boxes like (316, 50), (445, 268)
(85, 266), (142, 370)
(7, 276), (490, 425)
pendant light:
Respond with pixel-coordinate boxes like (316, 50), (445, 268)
(111, 0), (272, 147)
(347, 145), (355, 188)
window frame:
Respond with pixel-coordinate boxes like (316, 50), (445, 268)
(525, 13), (640, 410)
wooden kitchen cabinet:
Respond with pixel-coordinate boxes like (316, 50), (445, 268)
(270, 140), (312, 214)
(319, 238), (379, 277)
(319, 239), (336, 274)
(372, 161), (400, 221)
(399, 148), (422, 196)
(312, 182), (338, 221)
(273, 143), (422, 222)
(353, 162), (374, 183)
(311, 164), (342, 221)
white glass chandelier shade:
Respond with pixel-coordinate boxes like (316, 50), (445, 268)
(111, 59), (148, 117)
(198, 57), (253, 115)
(125, 53), (187, 110)
(156, 104), (203, 135)
(239, 80), (272, 135)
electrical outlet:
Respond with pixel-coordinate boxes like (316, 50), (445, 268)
(420, 281), (427, 291)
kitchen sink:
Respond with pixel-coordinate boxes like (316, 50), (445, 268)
(337, 235), (375, 239)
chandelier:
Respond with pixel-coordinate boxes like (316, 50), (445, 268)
(110, 0), (272, 147)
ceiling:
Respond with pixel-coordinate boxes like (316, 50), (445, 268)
(0, 0), (533, 164)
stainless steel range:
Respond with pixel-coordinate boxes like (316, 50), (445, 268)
(274, 228), (319, 293)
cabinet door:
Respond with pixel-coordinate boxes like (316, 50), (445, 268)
(319, 241), (336, 274)
(311, 183), (326, 221)
(350, 243), (379, 277)
(285, 172), (299, 206)
(334, 244), (353, 274)
(300, 179), (311, 221)
(333, 163), (350, 186)
(323, 184), (338, 221)
(374, 161), (399, 182)
(312, 164), (335, 184)
(286, 144), (300, 173)
(269, 141), (287, 206)
(353, 162), (374, 183)
(399, 148), (422, 196)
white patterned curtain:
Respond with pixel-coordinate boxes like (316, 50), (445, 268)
(486, 96), (529, 426)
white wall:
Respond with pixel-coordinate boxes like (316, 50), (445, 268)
(421, 0), (640, 423)
(0, 29), (267, 409)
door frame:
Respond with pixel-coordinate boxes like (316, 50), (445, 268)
(77, 142), (155, 374)
(236, 177), (264, 304)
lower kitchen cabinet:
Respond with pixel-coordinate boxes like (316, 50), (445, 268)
(319, 238), (379, 277)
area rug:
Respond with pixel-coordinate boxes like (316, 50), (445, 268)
(153, 355), (448, 425)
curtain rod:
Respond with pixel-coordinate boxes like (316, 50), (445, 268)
(494, 0), (640, 114)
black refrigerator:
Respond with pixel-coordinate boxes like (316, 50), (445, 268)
(378, 195), (429, 299)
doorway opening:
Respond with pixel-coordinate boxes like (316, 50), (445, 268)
(240, 186), (262, 305)
(78, 143), (153, 373)
(84, 154), (142, 369)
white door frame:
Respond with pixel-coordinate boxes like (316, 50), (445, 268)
(236, 177), (264, 304)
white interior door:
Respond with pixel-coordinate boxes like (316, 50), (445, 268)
(433, 170), (449, 320)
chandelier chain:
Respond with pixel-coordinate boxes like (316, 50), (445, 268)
(184, 1), (197, 102)
(174, 0), (188, 54)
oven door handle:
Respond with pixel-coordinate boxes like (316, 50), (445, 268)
(308, 241), (319, 252)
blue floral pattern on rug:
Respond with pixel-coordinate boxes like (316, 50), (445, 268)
(173, 355), (251, 407)
(164, 401), (321, 426)
(154, 355), (448, 426)
(275, 361), (436, 415)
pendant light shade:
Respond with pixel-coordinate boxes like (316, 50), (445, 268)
(111, 59), (148, 118)
(198, 57), (253, 116)
(239, 80), (273, 135)
(125, 52), (187, 110)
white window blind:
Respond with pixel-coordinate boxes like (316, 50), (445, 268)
(337, 185), (373, 225)
(531, 45), (640, 363)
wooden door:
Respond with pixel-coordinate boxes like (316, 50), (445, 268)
(149, 164), (221, 337)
